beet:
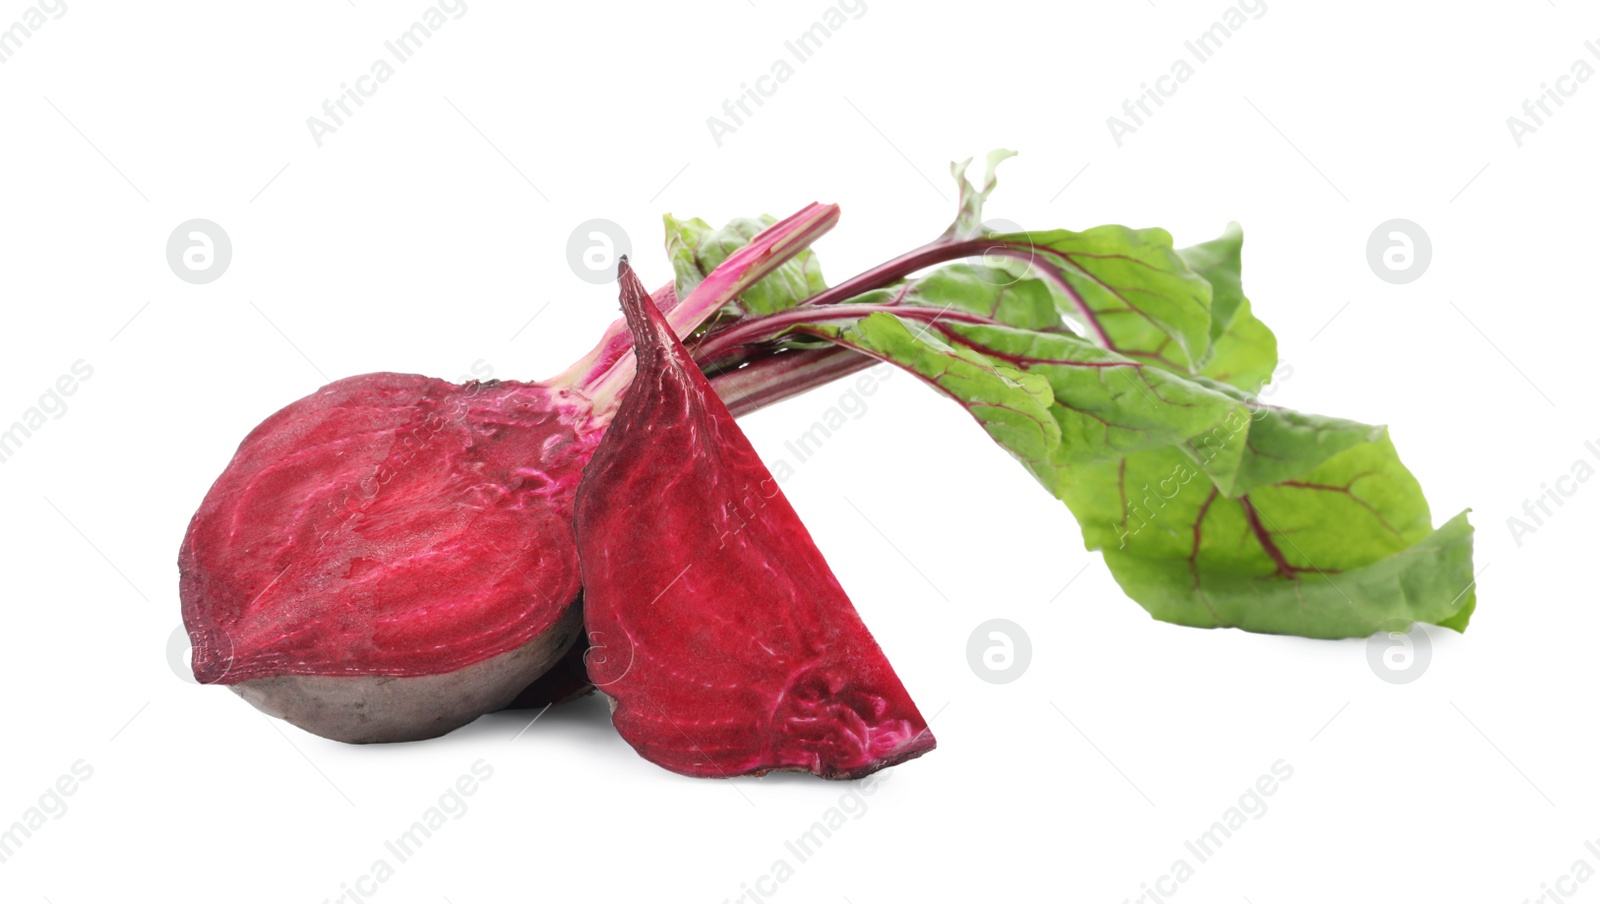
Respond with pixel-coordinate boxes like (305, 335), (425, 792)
(179, 373), (599, 742)
(179, 207), (842, 743)
(572, 260), (935, 779)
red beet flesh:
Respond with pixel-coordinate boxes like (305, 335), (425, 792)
(180, 373), (600, 740)
(573, 261), (935, 779)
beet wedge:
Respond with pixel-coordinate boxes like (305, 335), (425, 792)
(573, 258), (935, 779)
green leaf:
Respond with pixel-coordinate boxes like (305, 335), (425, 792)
(790, 260), (1475, 638)
(934, 323), (1241, 461)
(1059, 436), (1476, 638)
(664, 213), (828, 317)
(943, 149), (1018, 240)
(1176, 375), (1381, 498)
(1199, 297), (1276, 389)
(1179, 223), (1248, 345)
(881, 263), (1067, 332)
(1178, 223), (1278, 389)
(676, 172), (1477, 640)
(1005, 226), (1215, 373)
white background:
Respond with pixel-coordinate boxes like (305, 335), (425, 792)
(1, 2), (1595, 902)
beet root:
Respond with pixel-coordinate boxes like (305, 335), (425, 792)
(180, 373), (600, 742)
(573, 260), (935, 779)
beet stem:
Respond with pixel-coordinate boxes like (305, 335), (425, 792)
(581, 202), (841, 417)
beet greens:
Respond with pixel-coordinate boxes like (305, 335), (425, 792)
(670, 152), (1475, 638)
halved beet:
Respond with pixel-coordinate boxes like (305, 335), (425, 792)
(179, 373), (600, 742)
(573, 260), (935, 779)
(179, 204), (843, 744)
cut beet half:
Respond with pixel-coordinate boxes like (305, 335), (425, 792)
(573, 259), (935, 780)
(179, 374), (598, 743)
